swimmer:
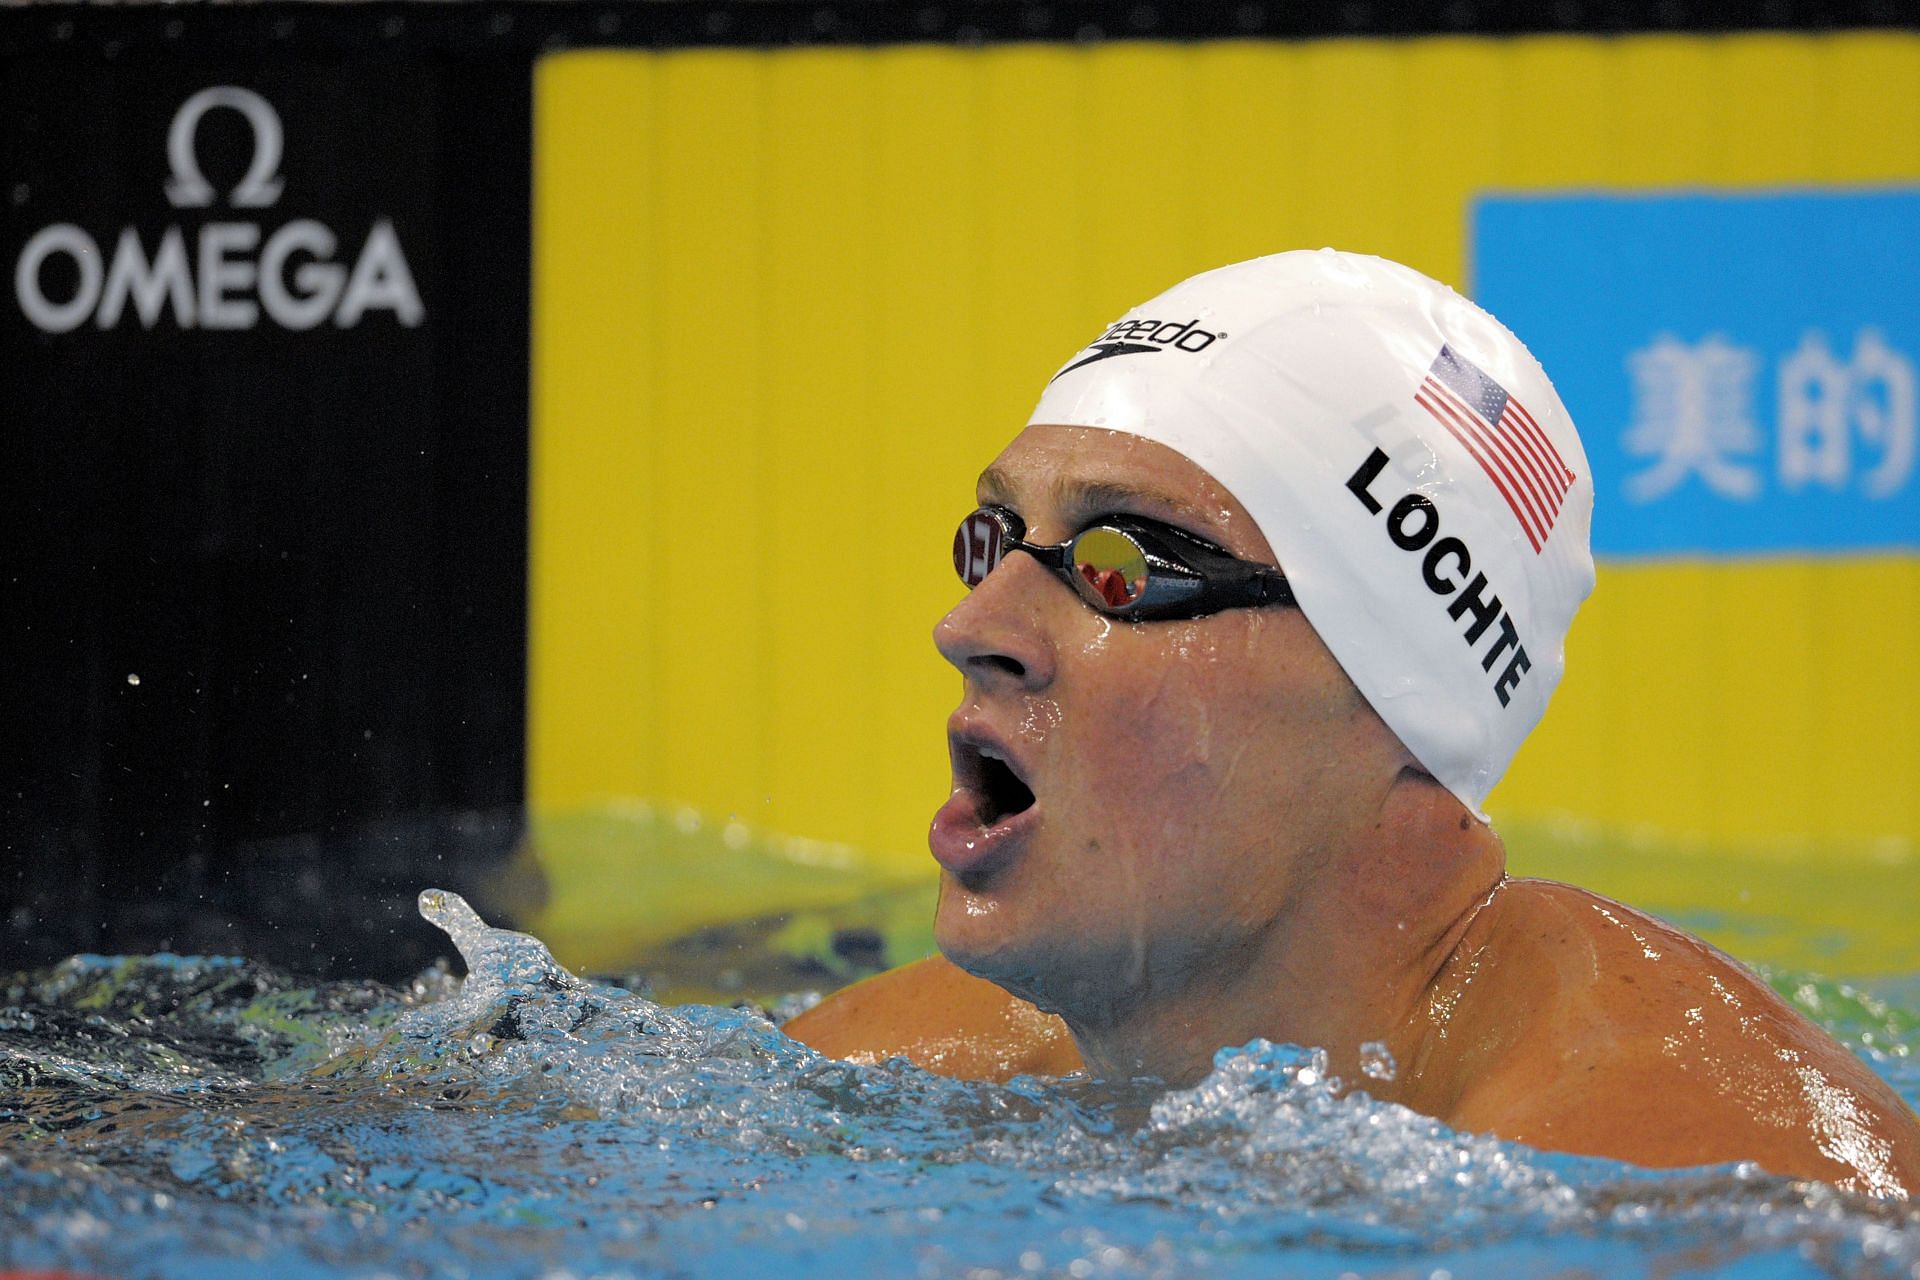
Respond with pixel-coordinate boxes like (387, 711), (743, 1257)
(785, 251), (1920, 1198)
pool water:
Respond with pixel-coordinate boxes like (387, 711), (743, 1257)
(1, 889), (1915, 1280)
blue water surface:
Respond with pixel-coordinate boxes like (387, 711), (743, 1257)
(1, 890), (1914, 1280)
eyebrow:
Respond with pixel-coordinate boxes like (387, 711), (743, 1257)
(976, 464), (1217, 535)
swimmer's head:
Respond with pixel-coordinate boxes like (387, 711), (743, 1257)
(1026, 249), (1595, 816)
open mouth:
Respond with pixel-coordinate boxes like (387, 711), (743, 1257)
(977, 747), (1036, 825)
(931, 726), (1041, 879)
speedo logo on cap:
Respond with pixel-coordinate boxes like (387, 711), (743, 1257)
(1048, 316), (1226, 383)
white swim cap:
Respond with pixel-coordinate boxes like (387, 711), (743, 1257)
(1027, 249), (1595, 817)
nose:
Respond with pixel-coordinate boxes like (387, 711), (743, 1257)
(933, 550), (1059, 692)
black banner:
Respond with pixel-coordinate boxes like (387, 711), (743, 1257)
(1, 44), (532, 978)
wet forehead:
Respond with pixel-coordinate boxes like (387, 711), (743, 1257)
(976, 425), (1263, 554)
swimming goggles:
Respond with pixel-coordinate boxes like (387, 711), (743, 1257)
(952, 505), (1296, 621)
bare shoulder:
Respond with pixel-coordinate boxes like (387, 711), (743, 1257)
(1440, 879), (1920, 1196)
(783, 954), (1082, 1082)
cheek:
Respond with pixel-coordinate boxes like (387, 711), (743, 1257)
(1083, 616), (1361, 815)
(1131, 621), (1268, 762)
(1060, 624), (1244, 814)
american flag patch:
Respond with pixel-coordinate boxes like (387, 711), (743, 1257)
(1414, 346), (1576, 554)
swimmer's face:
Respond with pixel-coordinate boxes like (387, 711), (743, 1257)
(930, 425), (1410, 1020)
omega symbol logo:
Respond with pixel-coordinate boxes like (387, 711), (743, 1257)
(164, 85), (286, 209)
(13, 84), (424, 334)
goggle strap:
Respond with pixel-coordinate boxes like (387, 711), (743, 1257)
(1250, 571), (1296, 607)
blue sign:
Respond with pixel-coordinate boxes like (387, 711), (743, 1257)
(1473, 190), (1920, 558)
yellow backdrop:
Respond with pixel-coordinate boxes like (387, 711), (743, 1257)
(527, 32), (1919, 964)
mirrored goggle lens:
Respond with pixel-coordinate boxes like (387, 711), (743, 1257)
(954, 508), (1009, 587)
(1071, 526), (1150, 610)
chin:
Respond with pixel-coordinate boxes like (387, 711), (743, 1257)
(935, 890), (1131, 1021)
(933, 886), (1052, 1008)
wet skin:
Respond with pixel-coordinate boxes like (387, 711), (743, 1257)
(785, 425), (1920, 1198)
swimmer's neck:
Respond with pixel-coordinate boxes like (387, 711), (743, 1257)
(1063, 782), (1506, 1096)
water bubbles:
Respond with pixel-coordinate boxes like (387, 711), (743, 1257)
(2, 900), (1915, 1278)
(411, 887), (585, 1013)
(1359, 1040), (1398, 1082)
